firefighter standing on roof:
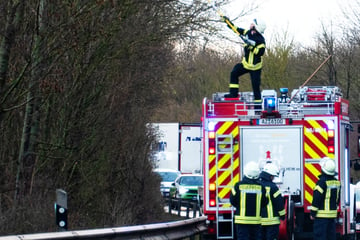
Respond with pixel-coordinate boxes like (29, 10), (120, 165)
(221, 16), (266, 104)
(230, 161), (268, 240)
(310, 157), (341, 240)
(259, 163), (286, 240)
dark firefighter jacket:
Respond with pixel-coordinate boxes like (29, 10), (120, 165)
(230, 176), (268, 224)
(259, 171), (286, 225)
(236, 27), (266, 71)
(310, 173), (341, 218)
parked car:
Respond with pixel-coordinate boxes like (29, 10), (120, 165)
(169, 174), (203, 201)
(153, 168), (181, 197)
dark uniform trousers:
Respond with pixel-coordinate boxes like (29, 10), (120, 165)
(236, 224), (261, 240)
(230, 63), (262, 100)
(313, 218), (336, 240)
(261, 224), (279, 240)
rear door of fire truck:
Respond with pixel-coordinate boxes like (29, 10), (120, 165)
(241, 125), (303, 240)
(203, 120), (303, 239)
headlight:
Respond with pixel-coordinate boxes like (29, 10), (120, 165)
(179, 187), (188, 194)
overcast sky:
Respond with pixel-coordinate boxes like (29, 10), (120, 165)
(223, 0), (349, 46)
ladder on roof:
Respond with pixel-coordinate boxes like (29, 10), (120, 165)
(215, 134), (235, 239)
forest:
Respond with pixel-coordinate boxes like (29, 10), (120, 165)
(1, 0), (360, 235)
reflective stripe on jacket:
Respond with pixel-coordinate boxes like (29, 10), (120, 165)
(230, 177), (268, 224)
(237, 28), (266, 70)
(260, 172), (286, 225)
(310, 174), (341, 219)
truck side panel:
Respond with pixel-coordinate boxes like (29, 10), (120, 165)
(179, 124), (202, 173)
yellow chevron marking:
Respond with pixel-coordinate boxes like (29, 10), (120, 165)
(218, 158), (239, 198)
(209, 154), (215, 164)
(305, 132), (327, 155)
(216, 144), (239, 182)
(304, 163), (321, 204)
(304, 142), (321, 159)
(304, 173), (316, 191)
(305, 190), (313, 204)
(308, 120), (327, 139)
(218, 122), (233, 134)
(305, 163), (321, 182)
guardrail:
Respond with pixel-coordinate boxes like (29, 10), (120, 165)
(0, 216), (207, 240)
(164, 197), (203, 218)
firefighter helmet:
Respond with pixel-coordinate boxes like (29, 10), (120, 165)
(263, 163), (279, 177)
(253, 18), (266, 34)
(244, 161), (260, 179)
(321, 157), (336, 176)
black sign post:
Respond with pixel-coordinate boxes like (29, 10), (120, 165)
(55, 189), (68, 231)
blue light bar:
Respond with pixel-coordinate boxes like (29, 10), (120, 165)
(280, 88), (288, 94)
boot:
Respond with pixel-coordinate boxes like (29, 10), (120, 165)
(224, 88), (238, 98)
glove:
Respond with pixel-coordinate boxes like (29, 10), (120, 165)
(222, 16), (230, 23)
(222, 16), (234, 30)
(279, 215), (285, 221)
(241, 36), (256, 46)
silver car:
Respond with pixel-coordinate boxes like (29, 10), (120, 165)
(154, 168), (181, 197)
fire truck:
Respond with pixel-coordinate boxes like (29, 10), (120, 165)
(201, 86), (355, 239)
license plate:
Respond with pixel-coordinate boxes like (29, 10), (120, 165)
(258, 118), (285, 125)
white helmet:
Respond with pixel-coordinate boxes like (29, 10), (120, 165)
(253, 18), (266, 34)
(244, 161), (260, 179)
(321, 157), (336, 176)
(263, 163), (279, 177)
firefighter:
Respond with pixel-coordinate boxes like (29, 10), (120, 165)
(221, 16), (266, 105)
(230, 161), (268, 240)
(259, 163), (286, 240)
(310, 157), (341, 240)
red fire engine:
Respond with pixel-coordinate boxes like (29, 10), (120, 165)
(201, 86), (355, 239)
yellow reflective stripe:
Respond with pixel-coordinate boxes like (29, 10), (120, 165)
(237, 184), (262, 221)
(253, 43), (265, 55)
(261, 217), (280, 225)
(278, 209), (286, 216)
(314, 185), (324, 194)
(240, 190), (246, 216)
(310, 206), (318, 211)
(257, 192), (261, 217)
(242, 58), (262, 70)
(235, 215), (261, 224)
(273, 190), (281, 198)
(229, 84), (239, 88)
(265, 187), (274, 219)
(316, 210), (337, 218)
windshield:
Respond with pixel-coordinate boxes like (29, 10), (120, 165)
(157, 172), (179, 182)
(179, 176), (203, 186)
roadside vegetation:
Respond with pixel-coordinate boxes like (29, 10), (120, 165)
(0, 0), (360, 235)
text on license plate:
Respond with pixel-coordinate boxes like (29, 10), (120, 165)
(258, 118), (285, 125)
